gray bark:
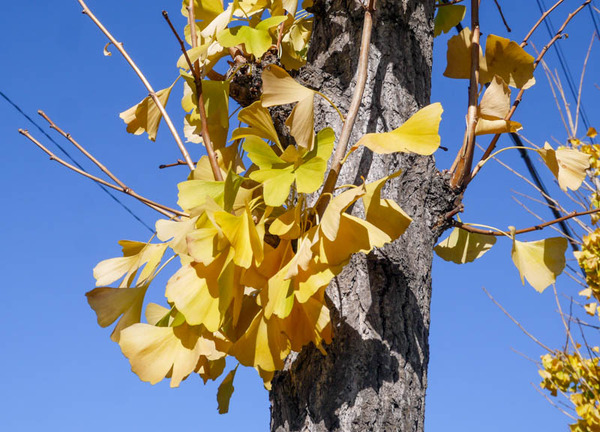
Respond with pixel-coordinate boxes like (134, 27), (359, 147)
(269, 1), (458, 431)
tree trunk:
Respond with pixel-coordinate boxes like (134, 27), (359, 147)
(269, 1), (457, 431)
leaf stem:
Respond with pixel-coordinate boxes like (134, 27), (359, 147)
(77, 0), (195, 171)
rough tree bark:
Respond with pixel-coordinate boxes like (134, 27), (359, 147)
(269, 1), (458, 431)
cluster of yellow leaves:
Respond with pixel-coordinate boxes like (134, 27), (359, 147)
(575, 229), (600, 316)
(540, 351), (600, 432)
(88, 10), (445, 409)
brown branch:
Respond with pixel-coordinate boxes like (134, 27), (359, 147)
(468, 0), (591, 184)
(186, 2), (224, 181)
(493, 0), (511, 32)
(38, 110), (128, 190)
(19, 129), (187, 219)
(316, 0), (377, 217)
(482, 286), (553, 352)
(77, 0), (195, 172)
(159, 159), (189, 169)
(521, 0), (564, 47)
(451, 207), (600, 237)
(449, 0), (481, 189)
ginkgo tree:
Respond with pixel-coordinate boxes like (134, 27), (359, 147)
(16, 0), (600, 430)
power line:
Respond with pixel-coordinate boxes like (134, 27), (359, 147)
(1, 90), (155, 233)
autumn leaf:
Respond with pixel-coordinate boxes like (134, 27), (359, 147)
(119, 322), (228, 387)
(444, 27), (487, 80)
(434, 4), (466, 37)
(217, 16), (286, 57)
(511, 236), (568, 293)
(537, 142), (590, 192)
(261, 64), (315, 149)
(119, 80), (176, 141)
(434, 228), (497, 263)
(353, 103), (443, 155)
(93, 241), (167, 288)
(217, 365), (239, 414)
(86, 285), (148, 342)
(475, 76), (522, 135)
(484, 34), (535, 89)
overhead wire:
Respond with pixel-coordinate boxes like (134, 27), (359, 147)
(1, 90), (155, 233)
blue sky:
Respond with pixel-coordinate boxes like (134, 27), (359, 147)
(1, 1), (599, 431)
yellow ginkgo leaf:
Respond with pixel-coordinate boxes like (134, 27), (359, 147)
(86, 285), (148, 342)
(93, 241), (168, 288)
(261, 64), (315, 148)
(475, 118), (522, 136)
(444, 27), (488, 80)
(178, 179), (225, 213)
(145, 303), (170, 326)
(353, 103), (443, 156)
(217, 365), (238, 414)
(197, 356), (226, 384)
(119, 323), (227, 387)
(537, 142), (590, 191)
(119, 81), (176, 141)
(281, 292), (332, 353)
(434, 228), (497, 263)
(214, 206), (264, 268)
(480, 75), (510, 118)
(319, 184), (367, 242)
(217, 16), (286, 57)
(156, 216), (198, 257)
(269, 206), (302, 239)
(511, 236), (568, 293)
(165, 264), (222, 332)
(229, 311), (290, 371)
(587, 127), (598, 138)
(484, 34), (535, 89)
(232, 101), (281, 147)
(362, 171), (412, 239)
(434, 4), (466, 37)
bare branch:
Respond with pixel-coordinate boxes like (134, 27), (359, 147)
(521, 0), (565, 47)
(452, 207), (600, 237)
(450, 0), (481, 189)
(482, 286), (553, 352)
(493, 0), (511, 33)
(77, 0), (196, 171)
(19, 129), (187, 219)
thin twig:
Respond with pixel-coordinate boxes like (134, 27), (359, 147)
(159, 159), (189, 169)
(482, 286), (553, 352)
(77, 0), (195, 171)
(574, 33), (595, 134)
(453, 207), (600, 237)
(469, 1), (591, 184)
(450, 0), (480, 189)
(521, 0), (564, 47)
(316, 0), (377, 217)
(19, 129), (187, 219)
(493, 0), (511, 32)
(532, 384), (578, 420)
(38, 110), (127, 190)
(164, 8), (223, 181)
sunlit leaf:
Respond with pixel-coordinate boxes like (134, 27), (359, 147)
(165, 264), (222, 332)
(587, 127), (598, 138)
(261, 64), (315, 149)
(511, 236), (568, 293)
(156, 216), (198, 257)
(119, 323), (227, 387)
(119, 81), (176, 141)
(232, 101), (281, 147)
(444, 27), (487, 80)
(434, 228), (496, 263)
(93, 241), (167, 288)
(217, 16), (286, 57)
(537, 142), (590, 191)
(353, 103), (443, 156)
(484, 34), (535, 89)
